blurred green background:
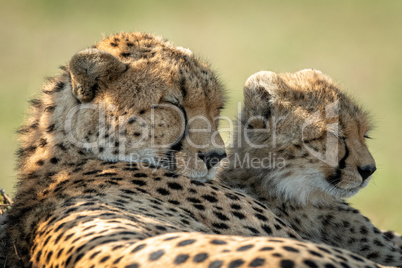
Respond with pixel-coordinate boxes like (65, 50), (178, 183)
(0, 0), (401, 232)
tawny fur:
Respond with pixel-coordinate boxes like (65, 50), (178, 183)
(218, 70), (402, 266)
(4, 33), (381, 268)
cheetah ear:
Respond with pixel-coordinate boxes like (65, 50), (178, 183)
(243, 71), (279, 118)
(69, 48), (127, 103)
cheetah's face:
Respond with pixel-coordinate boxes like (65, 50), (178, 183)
(65, 36), (226, 182)
(239, 70), (376, 203)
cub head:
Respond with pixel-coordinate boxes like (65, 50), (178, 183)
(53, 33), (226, 181)
(223, 70), (375, 204)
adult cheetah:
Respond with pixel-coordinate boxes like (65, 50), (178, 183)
(218, 70), (402, 266)
(4, 33), (380, 267)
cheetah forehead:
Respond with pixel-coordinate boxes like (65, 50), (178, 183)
(283, 72), (370, 131)
(274, 71), (366, 118)
(243, 70), (371, 139)
(93, 32), (224, 110)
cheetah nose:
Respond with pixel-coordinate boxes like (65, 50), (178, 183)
(198, 151), (227, 170)
(357, 165), (376, 181)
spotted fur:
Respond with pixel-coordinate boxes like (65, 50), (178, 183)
(219, 70), (402, 266)
(4, 33), (382, 267)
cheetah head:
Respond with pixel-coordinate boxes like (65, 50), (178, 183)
(64, 33), (226, 181)
(224, 70), (376, 204)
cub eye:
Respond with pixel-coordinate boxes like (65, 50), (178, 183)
(162, 97), (181, 106)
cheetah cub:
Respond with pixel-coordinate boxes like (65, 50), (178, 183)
(218, 70), (402, 266)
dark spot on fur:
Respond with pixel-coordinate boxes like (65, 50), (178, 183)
(280, 260), (295, 268)
(212, 222), (229, 229)
(50, 157), (59, 164)
(131, 244), (146, 253)
(303, 260), (319, 268)
(255, 213), (267, 221)
(232, 211), (246, 219)
(193, 204), (205, 210)
(237, 244), (253, 251)
(262, 225), (273, 235)
(131, 180), (146, 186)
(283, 246), (299, 253)
(174, 254), (189, 264)
(156, 188), (170, 195)
(193, 253), (208, 263)
(149, 249), (165, 261)
(225, 193), (240, 200)
(177, 239), (196, 247)
(213, 211), (229, 221)
(231, 204), (242, 210)
(209, 260), (223, 268)
(228, 259), (245, 268)
(210, 239), (227, 245)
(164, 172), (179, 178)
(167, 182), (183, 190)
(133, 173), (147, 178)
(250, 258), (265, 267)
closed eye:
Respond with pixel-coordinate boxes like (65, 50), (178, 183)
(364, 134), (372, 139)
(162, 99), (180, 107)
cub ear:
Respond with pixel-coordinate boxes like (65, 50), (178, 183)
(243, 71), (279, 118)
(69, 48), (127, 103)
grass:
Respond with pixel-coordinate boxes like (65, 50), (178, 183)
(0, 0), (401, 232)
